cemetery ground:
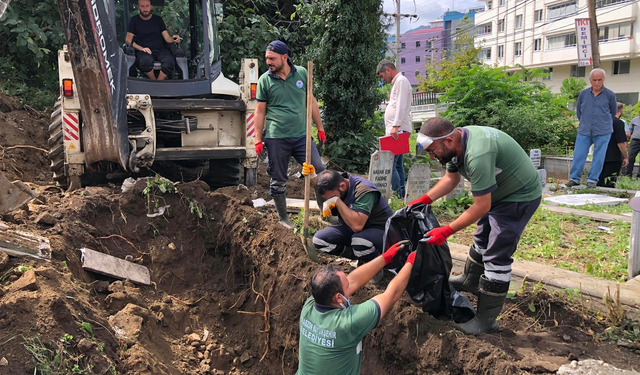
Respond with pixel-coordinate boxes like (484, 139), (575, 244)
(0, 96), (639, 374)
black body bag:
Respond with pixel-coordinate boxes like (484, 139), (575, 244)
(383, 203), (475, 323)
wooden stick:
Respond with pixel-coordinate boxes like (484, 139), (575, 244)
(303, 61), (314, 238)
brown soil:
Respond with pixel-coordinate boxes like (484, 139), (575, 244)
(0, 180), (637, 374)
(0, 93), (51, 185)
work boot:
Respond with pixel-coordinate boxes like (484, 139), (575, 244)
(457, 275), (509, 334)
(273, 194), (294, 229)
(450, 255), (484, 294)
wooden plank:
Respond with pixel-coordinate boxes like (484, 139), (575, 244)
(540, 204), (631, 223)
(80, 248), (150, 285)
(0, 223), (51, 260)
(265, 198), (320, 213)
(629, 198), (640, 279)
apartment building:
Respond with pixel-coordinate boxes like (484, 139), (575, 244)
(398, 21), (445, 87)
(473, 0), (639, 104)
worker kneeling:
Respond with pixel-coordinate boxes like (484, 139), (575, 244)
(297, 241), (415, 374)
(305, 168), (393, 264)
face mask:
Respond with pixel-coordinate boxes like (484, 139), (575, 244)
(416, 129), (456, 149)
(338, 293), (351, 309)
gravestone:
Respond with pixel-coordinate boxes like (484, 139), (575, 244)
(537, 169), (547, 187)
(445, 178), (465, 201)
(530, 149), (542, 168)
(368, 150), (394, 199)
(544, 193), (628, 206)
(404, 164), (431, 205)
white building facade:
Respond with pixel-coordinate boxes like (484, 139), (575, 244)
(473, 0), (639, 104)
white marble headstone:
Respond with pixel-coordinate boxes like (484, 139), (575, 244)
(530, 149), (541, 168)
(404, 164), (431, 205)
(368, 150), (394, 200)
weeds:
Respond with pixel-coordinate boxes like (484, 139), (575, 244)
(615, 176), (640, 191)
(141, 175), (207, 221)
(24, 335), (90, 375)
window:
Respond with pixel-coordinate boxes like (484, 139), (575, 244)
(570, 65), (586, 77)
(514, 42), (522, 56)
(599, 22), (633, 42)
(547, 1), (578, 20)
(416, 56), (420, 63)
(535, 9), (543, 22)
(615, 92), (639, 105)
(479, 47), (492, 60)
(425, 55), (432, 62)
(498, 19), (505, 32)
(498, 45), (504, 58)
(477, 23), (492, 35)
(416, 41), (421, 48)
(487, 1), (493, 9)
(426, 40), (433, 50)
(596, 0), (632, 8)
(499, 0), (505, 5)
(613, 59), (631, 75)
(543, 67), (553, 81)
(534, 38), (542, 51)
(401, 42), (406, 50)
(401, 57), (406, 64)
(415, 71), (420, 77)
(515, 15), (523, 29)
(546, 33), (576, 50)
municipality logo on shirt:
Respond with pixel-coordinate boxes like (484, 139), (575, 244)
(296, 80), (304, 89)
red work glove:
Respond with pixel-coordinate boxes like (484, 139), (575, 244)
(255, 141), (264, 157)
(425, 225), (454, 246)
(382, 240), (410, 265)
(409, 194), (432, 208)
(406, 252), (417, 265)
(317, 131), (326, 145)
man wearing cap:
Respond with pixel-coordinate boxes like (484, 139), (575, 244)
(409, 118), (542, 334)
(254, 41), (326, 229)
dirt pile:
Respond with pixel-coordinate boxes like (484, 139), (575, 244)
(0, 180), (638, 374)
(0, 93), (51, 185)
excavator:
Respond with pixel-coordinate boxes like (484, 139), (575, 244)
(47, 0), (259, 189)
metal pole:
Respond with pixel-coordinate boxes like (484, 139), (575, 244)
(395, 0), (401, 63)
(587, 0), (601, 68)
(629, 196), (640, 279)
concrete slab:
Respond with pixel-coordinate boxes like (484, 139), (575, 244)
(448, 242), (640, 309)
(0, 223), (51, 260)
(81, 248), (151, 285)
(541, 204), (631, 223)
(544, 194), (628, 207)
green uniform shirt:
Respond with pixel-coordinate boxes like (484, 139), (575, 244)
(297, 296), (380, 375)
(256, 64), (308, 139)
(446, 126), (542, 203)
(351, 192), (377, 215)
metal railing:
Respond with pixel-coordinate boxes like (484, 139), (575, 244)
(411, 91), (439, 106)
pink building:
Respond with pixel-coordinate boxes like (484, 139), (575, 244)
(398, 21), (445, 88)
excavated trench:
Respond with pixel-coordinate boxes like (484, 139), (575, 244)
(0, 180), (639, 374)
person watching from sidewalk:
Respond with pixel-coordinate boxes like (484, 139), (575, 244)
(254, 41), (326, 229)
(297, 241), (415, 375)
(408, 118), (542, 334)
(625, 107), (640, 177)
(377, 60), (412, 199)
(125, 0), (180, 80)
(566, 68), (617, 188)
(303, 169), (393, 265)
(615, 102), (631, 141)
(598, 104), (629, 187)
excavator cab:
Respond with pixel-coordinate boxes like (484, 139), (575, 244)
(53, 0), (259, 189)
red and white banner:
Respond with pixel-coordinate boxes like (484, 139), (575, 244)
(63, 113), (80, 141)
(246, 113), (255, 138)
(575, 18), (593, 67)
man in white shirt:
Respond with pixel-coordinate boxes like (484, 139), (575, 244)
(377, 60), (412, 199)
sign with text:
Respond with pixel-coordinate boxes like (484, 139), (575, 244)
(368, 151), (394, 200)
(575, 18), (593, 67)
(530, 149), (541, 168)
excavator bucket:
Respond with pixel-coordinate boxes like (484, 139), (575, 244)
(58, 0), (130, 169)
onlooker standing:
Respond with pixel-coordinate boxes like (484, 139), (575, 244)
(377, 60), (412, 199)
(625, 108), (640, 177)
(567, 68), (617, 188)
(615, 102), (631, 140)
(598, 105), (628, 187)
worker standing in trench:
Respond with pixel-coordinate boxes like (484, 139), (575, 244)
(296, 240), (414, 374)
(253, 41), (326, 229)
(409, 118), (542, 334)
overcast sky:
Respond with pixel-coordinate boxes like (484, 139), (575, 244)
(382, 0), (485, 34)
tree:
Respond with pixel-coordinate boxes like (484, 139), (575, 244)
(299, 0), (386, 172)
(438, 64), (577, 150)
(560, 77), (587, 102)
(418, 16), (479, 92)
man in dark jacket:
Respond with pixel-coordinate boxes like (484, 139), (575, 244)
(598, 104), (629, 187)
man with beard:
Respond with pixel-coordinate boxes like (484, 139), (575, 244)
(311, 170), (393, 265)
(409, 118), (541, 334)
(126, 0), (180, 80)
(254, 41), (326, 228)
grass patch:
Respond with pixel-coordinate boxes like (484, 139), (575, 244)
(560, 202), (632, 215)
(615, 176), (640, 191)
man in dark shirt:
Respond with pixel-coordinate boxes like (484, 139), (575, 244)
(125, 0), (179, 80)
(598, 105), (629, 187)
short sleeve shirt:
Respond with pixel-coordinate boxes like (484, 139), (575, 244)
(128, 15), (167, 52)
(256, 64), (308, 139)
(296, 296), (380, 375)
(446, 126), (542, 203)
(605, 118), (627, 162)
(351, 192), (377, 216)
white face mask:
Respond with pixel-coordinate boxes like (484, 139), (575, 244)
(416, 129), (456, 149)
(338, 293), (351, 309)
